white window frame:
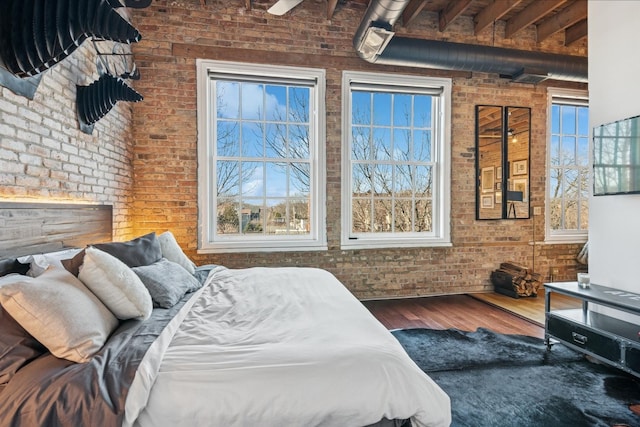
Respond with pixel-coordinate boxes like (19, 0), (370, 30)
(340, 71), (451, 250)
(545, 87), (589, 243)
(196, 59), (326, 253)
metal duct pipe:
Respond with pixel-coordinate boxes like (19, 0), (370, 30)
(353, 0), (588, 83)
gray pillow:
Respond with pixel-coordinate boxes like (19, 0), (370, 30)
(132, 258), (202, 308)
(93, 232), (162, 268)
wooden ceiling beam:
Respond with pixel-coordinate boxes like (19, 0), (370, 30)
(474, 0), (523, 34)
(327, 0), (339, 19)
(402, 0), (428, 28)
(536, 0), (587, 42)
(564, 18), (588, 45)
(505, 0), (567, 38)
(439, 0), (473, 32)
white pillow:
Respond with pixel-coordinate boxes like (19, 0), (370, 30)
(78, 247), (153, 320)
(18, 248), (83, 277)
(0, 266), (118, 363)
(157, 231), (196, 274)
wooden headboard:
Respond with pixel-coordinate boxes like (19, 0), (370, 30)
(0, 202), (112, 258)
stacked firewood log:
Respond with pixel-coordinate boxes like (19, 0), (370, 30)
(490, 262), (542, 298)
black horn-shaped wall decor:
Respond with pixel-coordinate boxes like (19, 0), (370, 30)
(0, 0), (142, 79)
(76, 73), (143, 134)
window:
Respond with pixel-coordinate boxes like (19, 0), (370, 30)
(341, 71), (451, 249)
(196, 60), (326, 253)
(546, 88), (589, 242)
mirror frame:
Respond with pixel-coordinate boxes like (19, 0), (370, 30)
(475, 105), (531, 220)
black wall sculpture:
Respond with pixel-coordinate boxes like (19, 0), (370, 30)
(76, 73), (143, 134)
(0, 0), (142, 78)
(0, 0), (150, 130)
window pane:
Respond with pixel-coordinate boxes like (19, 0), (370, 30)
(265, 85), (286, 121)
(579, 200), (589, 230)
(241, 83), (263, 120)
(241, 161), (263, 197)
(393, 129), (410, 161)
(395, 164), (412, 193)
(393, 94), (411, 127)
(394, 199), (412, 232)
(374, 164), (392, 195)
(373, 199), (392, 232)
(577, 137), (589, 167)
(289, 87), (310, 123)
(549, 197), (562, 230)
(415, 165), (432, 195)
(352, 92), (371, 125)
(562, 136), (576, 165)
(217, 200), (240, 234)
(289, 125), (309, 159)
(352, 126), (371, 160)
(265, 123), (286, 158)
(563, 199), (578, 230)
(561, 106), (576, 134)
(373, 93), (391, 126)
(551, 105), (560, 134)
(414, 130), (432, 162)
(564, 169), (579, 199)
(548, 169), (560, 198)
(373, 127), (391, 161)
(217, 121), (240, 157)
(415, 199), (432, 232)
(216, 81), (239, 119)
(352, 199), (371, 233)
(353, 164), (372, 194)
(242, 199), (264, 234)
(578, 108), (589, 136)
(265, 200), (286, 235)
(265, 162), (287, 197)
(414, 95), (432, 128)
(291, 162), (310, 194)
(216, 160), (240, 197)
(550, 135), (560, 166)
(242, 123), (263, 158)
(290, 199), (310, 235)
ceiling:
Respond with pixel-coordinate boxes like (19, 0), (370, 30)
(230, 0), (587, 46)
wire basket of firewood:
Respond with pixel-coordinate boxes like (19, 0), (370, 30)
(490, 262), (542, 298)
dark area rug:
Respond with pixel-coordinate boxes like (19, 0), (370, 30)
(392, 327), (640, 427)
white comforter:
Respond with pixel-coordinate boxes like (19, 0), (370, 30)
(125, 267), (450, 427)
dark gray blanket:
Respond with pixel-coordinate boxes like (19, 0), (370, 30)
(0, 294), (191, 427)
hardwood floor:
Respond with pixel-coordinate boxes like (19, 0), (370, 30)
(363, 294), (545, 338)
(471, 288), (582, 326)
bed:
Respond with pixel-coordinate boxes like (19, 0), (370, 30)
(0, 202), (451, 427)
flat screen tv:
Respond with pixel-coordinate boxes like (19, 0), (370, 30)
(593, 115), (640, 196)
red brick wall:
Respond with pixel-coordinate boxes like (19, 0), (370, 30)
(128, 1), (588, 299)
(0, 42), (135, 238)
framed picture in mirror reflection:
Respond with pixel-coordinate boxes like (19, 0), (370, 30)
(512, 159), (527, 176)
(481, 166), (494, 192)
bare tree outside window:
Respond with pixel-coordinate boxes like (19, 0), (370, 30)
(548, 102), (589, 234)
(214, 79), (312, 237)
(350, 91), (434, 234)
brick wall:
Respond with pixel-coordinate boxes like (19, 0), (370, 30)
(128, 1), (588, 299)
(0, 42), (135, 238)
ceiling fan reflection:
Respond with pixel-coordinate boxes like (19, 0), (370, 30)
(267, 0), (305, 15)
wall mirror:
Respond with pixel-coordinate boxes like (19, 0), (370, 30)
(476, 105), (531, 220)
